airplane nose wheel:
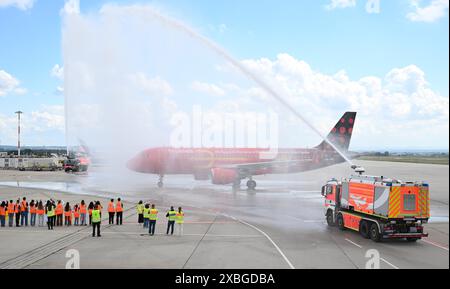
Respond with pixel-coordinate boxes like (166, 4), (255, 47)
(246, 179), (257, 191)
(232, 179), (241, 192)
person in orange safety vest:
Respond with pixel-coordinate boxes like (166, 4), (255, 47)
(20, 197), (28, 227)
(36, 200), (45, 227)
(73, 204), (80, 226)
(108, 199), (115, 225)
(55, 200), (64, 227)
(14, 199), (21, 227)
(29, 200), (37, 227)
(116, 198), (124, 225)
(7, 200), (15, 227)
(0, 201), (6, 227)
(64, 202), (72, 226)
(79, 200), (87, 226)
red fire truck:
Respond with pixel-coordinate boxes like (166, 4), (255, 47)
(322, 167), (430, 242)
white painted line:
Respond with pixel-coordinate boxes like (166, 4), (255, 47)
(380, 257), (399, 269)
(422, 239), (449, 251)
(231, 217), (295, 269)
(345, 238), (363, 248)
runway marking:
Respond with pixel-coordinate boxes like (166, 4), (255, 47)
(225, 215), (295, 269)
(380, 257), (399, 269)
(345, 238), (363, 248)
(343, 238), (399, 269)
(421, 239), (449, 251)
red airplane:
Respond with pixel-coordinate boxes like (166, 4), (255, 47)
(127, 112), (356, 190)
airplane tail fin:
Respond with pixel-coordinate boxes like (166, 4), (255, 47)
(316, 112), (356, 152)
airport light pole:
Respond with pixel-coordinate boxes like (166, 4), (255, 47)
(15, 111), (23, 157)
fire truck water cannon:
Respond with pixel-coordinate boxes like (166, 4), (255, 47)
(322, 166), (430, 242)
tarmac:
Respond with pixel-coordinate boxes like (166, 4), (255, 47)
(0, 160), (448, 269)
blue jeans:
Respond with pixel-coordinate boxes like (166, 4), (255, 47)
(0, 215), (5, 227)
(8, 214), (14, 227)
(21, 212), (28, 226)
(143, 218), (149, 228)
(166, 221), (175, 235)
(149, 220), (156, 235)
(80, 213), (86, 225)
(30, 213), (36, 226)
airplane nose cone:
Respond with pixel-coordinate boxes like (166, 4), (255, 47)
(127, 152), (146, 173)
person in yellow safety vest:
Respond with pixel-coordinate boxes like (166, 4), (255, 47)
(45, 200), (56, 230)
(143, 204), (150, 229)
(92, 205), (102, 237)
(148, 204), (158, 236)
(107, 199), (115, 225)
(136, 200), (144, 224)
(176, 207), (185, 236)
(166, 206), (177, 235)
(115, 198), (123, 225)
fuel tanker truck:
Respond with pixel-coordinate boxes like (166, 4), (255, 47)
(322, 166), (430, 242)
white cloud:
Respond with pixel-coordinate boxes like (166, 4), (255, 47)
(61, 0), (79, 15)
(130, 73), (173, 96)
(51, 64), (64, 80)
(0, 69), (27, 97)
(239, 53), (449, 149)
(191, 81), (226, 97)
(29, 105), (65, 132)
(325, 0), (357, 10)
(0, 105), (65, 145)
(0, 0), (34, 10)
(407, 0), (449, 22)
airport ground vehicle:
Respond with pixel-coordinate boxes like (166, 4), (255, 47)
(63, 157), (89, 172)
(322, 167), (430, 242)
(0, 157), (62, 171)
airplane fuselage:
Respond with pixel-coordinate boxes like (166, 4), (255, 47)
(127, 147), (344, 177)
(127, 111), (356, 188)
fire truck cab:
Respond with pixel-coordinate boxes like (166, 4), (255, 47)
(322, 167), (429, 242)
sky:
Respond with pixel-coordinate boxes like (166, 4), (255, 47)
(0, 0), (449, 150)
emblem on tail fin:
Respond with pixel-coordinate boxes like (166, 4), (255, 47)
(317, 112), (357, 152)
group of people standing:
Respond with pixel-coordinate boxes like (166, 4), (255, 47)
(0, 197), (122, 233)
(136, 201), (185, 236)
(0, 197), (186, 238)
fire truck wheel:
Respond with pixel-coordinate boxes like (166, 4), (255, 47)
(326, 211), (334, 226)
(369, 223), (381, 242)
(359, 220), (370, 239)
(337, 214), (345, 230)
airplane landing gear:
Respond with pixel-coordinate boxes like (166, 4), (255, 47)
(246, 179), (257, 191)
(232, 179), (241, 192)
(157, 175), (164, 188)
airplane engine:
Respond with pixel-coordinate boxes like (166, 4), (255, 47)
(210, 168), (238, 185)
